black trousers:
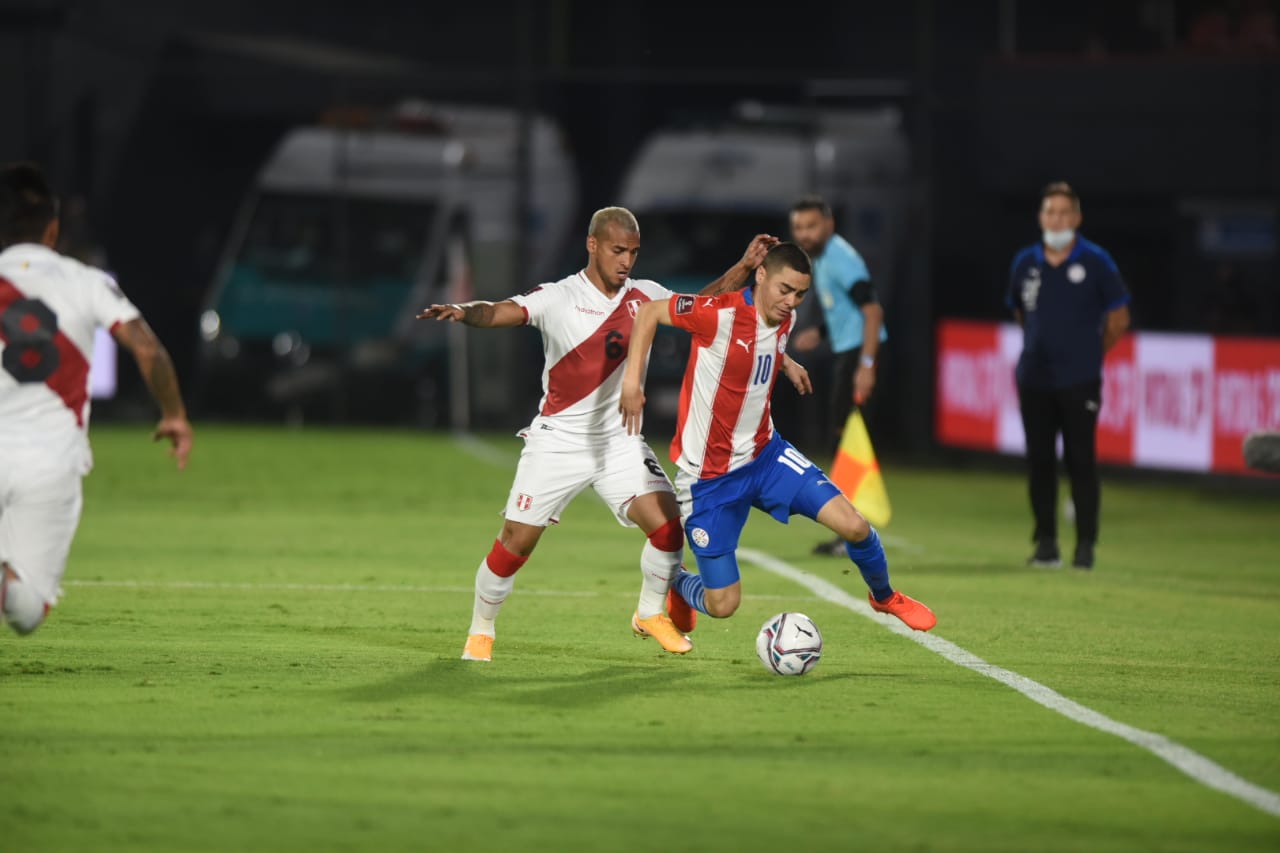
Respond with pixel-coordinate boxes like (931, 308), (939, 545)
(1017, 379), (1101, 547)
(826, 348), (862, 455)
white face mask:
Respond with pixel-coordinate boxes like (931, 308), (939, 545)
(1043, 228), (1075, 251)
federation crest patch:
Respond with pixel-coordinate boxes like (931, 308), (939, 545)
(1067, 263), (1087, 284)
(674, 295), (695, 315)
(516, 493), (533, 511)
(690, 527), (710, 548)
(778, 332), (788, 353)
(626, 299), (643, 318)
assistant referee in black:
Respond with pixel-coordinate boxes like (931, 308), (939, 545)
(1006, 182), (1131, 570)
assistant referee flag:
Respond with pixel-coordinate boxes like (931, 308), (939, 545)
(828, 409), (891, 528)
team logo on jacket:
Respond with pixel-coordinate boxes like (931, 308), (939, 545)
(516, 493), (533, 511)
(626, 299), (643, 318)
(1067, 263), (1087, 284)
(675, 295), (695, 315)
(690, 527), (710, 548)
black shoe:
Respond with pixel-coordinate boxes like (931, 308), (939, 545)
(812, 537), (846, 557)
(1072, 542), (1095, 570)
(1026, 540), (1061, 569)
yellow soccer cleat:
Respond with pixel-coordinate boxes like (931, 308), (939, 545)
(631, 612), (693, 654)
(461, 633), (494, 661)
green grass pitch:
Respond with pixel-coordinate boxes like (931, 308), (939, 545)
(4, 425), (1279, 851)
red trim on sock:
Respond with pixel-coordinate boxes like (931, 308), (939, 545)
(647, 518), (683, 553)
(486, 539), (529, 578)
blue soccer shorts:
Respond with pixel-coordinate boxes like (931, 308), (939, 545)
(674, 434), (844, 588)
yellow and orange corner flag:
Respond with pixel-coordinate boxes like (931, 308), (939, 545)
(828, 409), (891, 528)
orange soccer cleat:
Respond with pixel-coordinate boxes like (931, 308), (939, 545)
(461, 633), (494, 661)
(667, 586), (697, 634)
(868, 591), (937, 632)
(631, 612), (693, 654)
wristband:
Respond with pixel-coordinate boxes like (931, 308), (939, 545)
(860, 355), (876, 369)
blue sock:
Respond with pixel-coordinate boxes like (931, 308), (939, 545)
(673, 569), (710, 616)
(845, 528), (894, 602)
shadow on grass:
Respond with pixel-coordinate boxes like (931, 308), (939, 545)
(725, 669), (911, 688)
(343, 660), (696, 708)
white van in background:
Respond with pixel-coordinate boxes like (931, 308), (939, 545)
(618, 101), (911, 423)
(197, 99), (578, 427)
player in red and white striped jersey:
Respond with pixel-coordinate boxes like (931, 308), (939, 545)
(0, 162), (193, 635)
(417, 207), (777, 660)
(621, 243), (935, 633)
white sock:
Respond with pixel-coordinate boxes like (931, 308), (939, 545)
(637, 541), (680, 618)
(468, 559), (516, 637)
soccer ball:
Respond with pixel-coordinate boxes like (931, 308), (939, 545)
(756, 612), (823, 676)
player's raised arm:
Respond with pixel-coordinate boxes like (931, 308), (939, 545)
(619, 299), (673, 436)
(111, 317), (193, 470)
(416, 299), (526, 328)
(697, 234), (779, 296)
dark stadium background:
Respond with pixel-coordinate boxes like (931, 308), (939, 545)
(3, 0), (1276, 456)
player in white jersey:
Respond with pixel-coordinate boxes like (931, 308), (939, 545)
(0, 162), (193, 635)
(417, 206), (776, 660)
(620, 242), (935, 634)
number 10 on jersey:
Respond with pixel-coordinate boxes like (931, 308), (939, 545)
(753, 354), (773, 386)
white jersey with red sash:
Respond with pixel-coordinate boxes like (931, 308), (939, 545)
(511, 271), (673, 438)
(0, 243), (139, 467)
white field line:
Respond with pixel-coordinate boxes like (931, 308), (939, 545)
(451, 431), (514, 467)
(63, 578), (801, 603)
(66, 579), (597, 597)
(879, 532), (926, 554)
(737, 547), (1280, 820)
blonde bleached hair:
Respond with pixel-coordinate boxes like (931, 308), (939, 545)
(588, 206), (640, 239)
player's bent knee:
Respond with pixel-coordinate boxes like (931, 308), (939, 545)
(845, 512), (872, 543)
(497, 521), (542, 558)
(706, 599), (739, 618)
(816, 495), (870, 543)
(703, 586), (741, 618)
(1, 571), (50, 635)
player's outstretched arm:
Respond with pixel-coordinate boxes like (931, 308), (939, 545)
(619, 299), (673, 435)
(697, 234), (779, 296)
(111, 318), (193, 470)
(780, 353), (814, 396)
(415, 300), (525, 328)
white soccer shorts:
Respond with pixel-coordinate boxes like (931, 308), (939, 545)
(0, 448), (84, 607)
(503, 425), (675, 528)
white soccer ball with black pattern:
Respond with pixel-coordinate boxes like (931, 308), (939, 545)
(756, 612), (823, 676)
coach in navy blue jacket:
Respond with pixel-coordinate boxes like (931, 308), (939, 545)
(1006, 182), (1131, 570)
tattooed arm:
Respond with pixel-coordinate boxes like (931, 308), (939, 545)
(111, 317), (193, 470)
(697, 233), (779, 296)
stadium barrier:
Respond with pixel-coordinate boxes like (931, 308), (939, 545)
(934, 319), (1280, 475)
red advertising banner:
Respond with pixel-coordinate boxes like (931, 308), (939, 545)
(934, 320), (1280, 475)
(1212, 338), (1280, 474)
(934, 321), (1000, 450)
(1096, 334), (1135, 464)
